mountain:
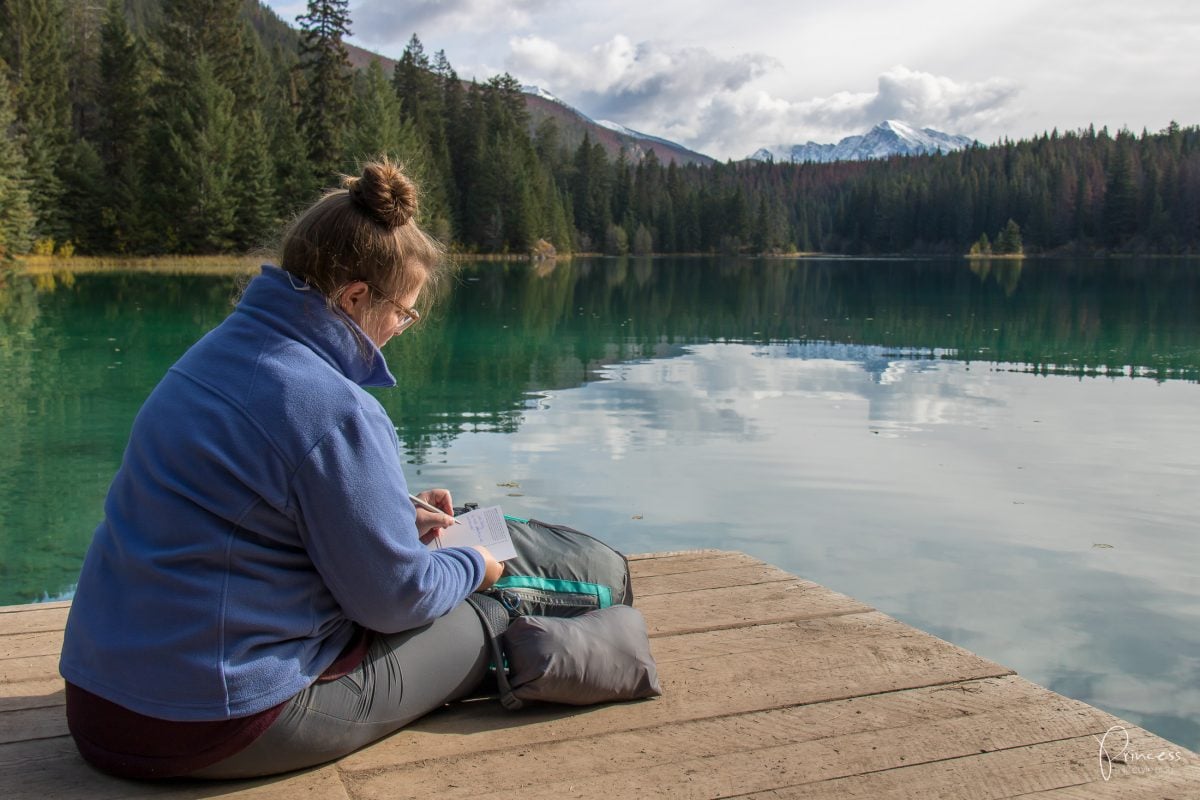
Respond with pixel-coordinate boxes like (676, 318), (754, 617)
(344, 39), (714, 166)
(749, 120), (975, 164)
(345, 41), (397, 72)
(521, 86), (714, 166)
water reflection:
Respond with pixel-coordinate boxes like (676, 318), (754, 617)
(411, 343), (1200, 750)
(0, 271), (241, 603)
(379, 256), (1200, 463)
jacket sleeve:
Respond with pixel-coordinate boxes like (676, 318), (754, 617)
(289, 404), (485, 633)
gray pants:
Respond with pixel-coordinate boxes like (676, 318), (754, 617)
(189, 602), (490, 779)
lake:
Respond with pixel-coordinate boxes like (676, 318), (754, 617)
(1, 256), (1198, 751)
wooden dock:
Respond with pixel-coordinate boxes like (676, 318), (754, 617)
(2, 549), (1197, 798)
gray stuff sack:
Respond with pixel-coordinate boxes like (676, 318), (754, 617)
(498, 605), (661, 710)
(466, 597), (662, 711)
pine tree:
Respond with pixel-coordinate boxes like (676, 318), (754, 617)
(224, 28), (277, 249)
(296, 0), (352, 182)
(546, 181), (574, 253)
(347, 58), (438, 232)
(0, 59), (34, 257)
(392, 39), (456, 235)
(143, 0), (243, 252)
(1, 0), (73, 243)
(348, 59), (421, 165)
(430, 48), (461, 235)
(229, 109), (277, 249)
(435, 52), (466, 163)
(969, 232), (991, 256)
(632, 223), (653, 255)
(158, 0), (248, 97)
(96, 0), (147, 252)
(147, 55), (238, 252)
(268, 66), (316, 220)
(604, 222), (629, 255)
(753, 195), (770, 253)
(62, 0), (104, 141)
(393, 34), (433, 127)
(994, 219), (1022, 254)
(58, 138), (104, 252)
(1103, 136), (1138, 247)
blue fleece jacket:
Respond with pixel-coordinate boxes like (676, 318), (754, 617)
(59, 265), (485, 721)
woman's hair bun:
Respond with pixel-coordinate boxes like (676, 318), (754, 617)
(344, 157), (418, 228)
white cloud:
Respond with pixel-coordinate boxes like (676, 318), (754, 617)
(508, 34), (775, 127)
(353, 0), (550, 47)
(700, 66), (1019, 156)
(505, 34), (1019, 159)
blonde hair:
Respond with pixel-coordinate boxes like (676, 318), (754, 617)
(279, 157), (450, 339)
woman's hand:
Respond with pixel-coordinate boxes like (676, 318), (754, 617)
(415, 491), (502, 588)
(415, 488), (456, 544)
(471, 546), (505, 591)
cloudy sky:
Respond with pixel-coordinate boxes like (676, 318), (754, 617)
(266, 0), (1200, 160)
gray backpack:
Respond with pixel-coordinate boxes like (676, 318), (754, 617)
(481, 513), (633, 616)
(459, 509), (660, 710)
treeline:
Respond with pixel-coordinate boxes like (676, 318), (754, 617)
(2, 0), (1200, 259)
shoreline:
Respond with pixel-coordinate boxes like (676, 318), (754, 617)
(9, 254), (265, 275)
(6, 250), (1197, 275)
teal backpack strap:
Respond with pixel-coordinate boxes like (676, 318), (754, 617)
(492, 575), (614, 608)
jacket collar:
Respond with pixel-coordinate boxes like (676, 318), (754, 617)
(237, 265), (397, 388)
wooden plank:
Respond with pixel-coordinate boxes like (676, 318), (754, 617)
(0, 705), (67, 744)
(337, 613), (1011, 772)
(0, 630), (63, 661)
(742, 729), (1197, 799)
(0, 605), (70, 636)
(0, 655), (61, 689)
(630, 551), (762, 578)
(363, 687), (1128, 800)
(1019, 768), (1200, 798)
(0, 734), (76, 770)
(0, 680), (63, 713)
(339, 676), (1074, 798)
(635, 563), (797, 597)
(626, 549), (729, 562)
(194, 769), (353, 800)
(0, 601), (70, 615)
(648, 612), (941, 663)
(0, 733), (354, 800)
(637, 580), (872, 637)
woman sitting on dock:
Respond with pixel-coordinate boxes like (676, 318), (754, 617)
(58, 158), (504, 779)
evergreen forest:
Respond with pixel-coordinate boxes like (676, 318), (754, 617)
(2, 0), (1199, 260)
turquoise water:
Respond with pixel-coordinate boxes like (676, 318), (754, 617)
(1, 257), (1198, 750)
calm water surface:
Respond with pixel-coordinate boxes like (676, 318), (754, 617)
(2, 257), (1198, 750)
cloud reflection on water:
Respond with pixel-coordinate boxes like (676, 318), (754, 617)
(416, 340), (1200, 750)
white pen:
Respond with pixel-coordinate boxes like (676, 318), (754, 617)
(408, 494), (462, 525)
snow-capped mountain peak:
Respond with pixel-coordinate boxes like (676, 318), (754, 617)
(520, 84), (568, 106)
(597, 119), (634, 136)
(520, 86), (715, 166)
(596, 119), (697, 152)
(879, 119), (919, 137)
(749, 121), (975, 164)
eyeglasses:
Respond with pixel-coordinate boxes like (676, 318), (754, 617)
(365, 283), (421, 332)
